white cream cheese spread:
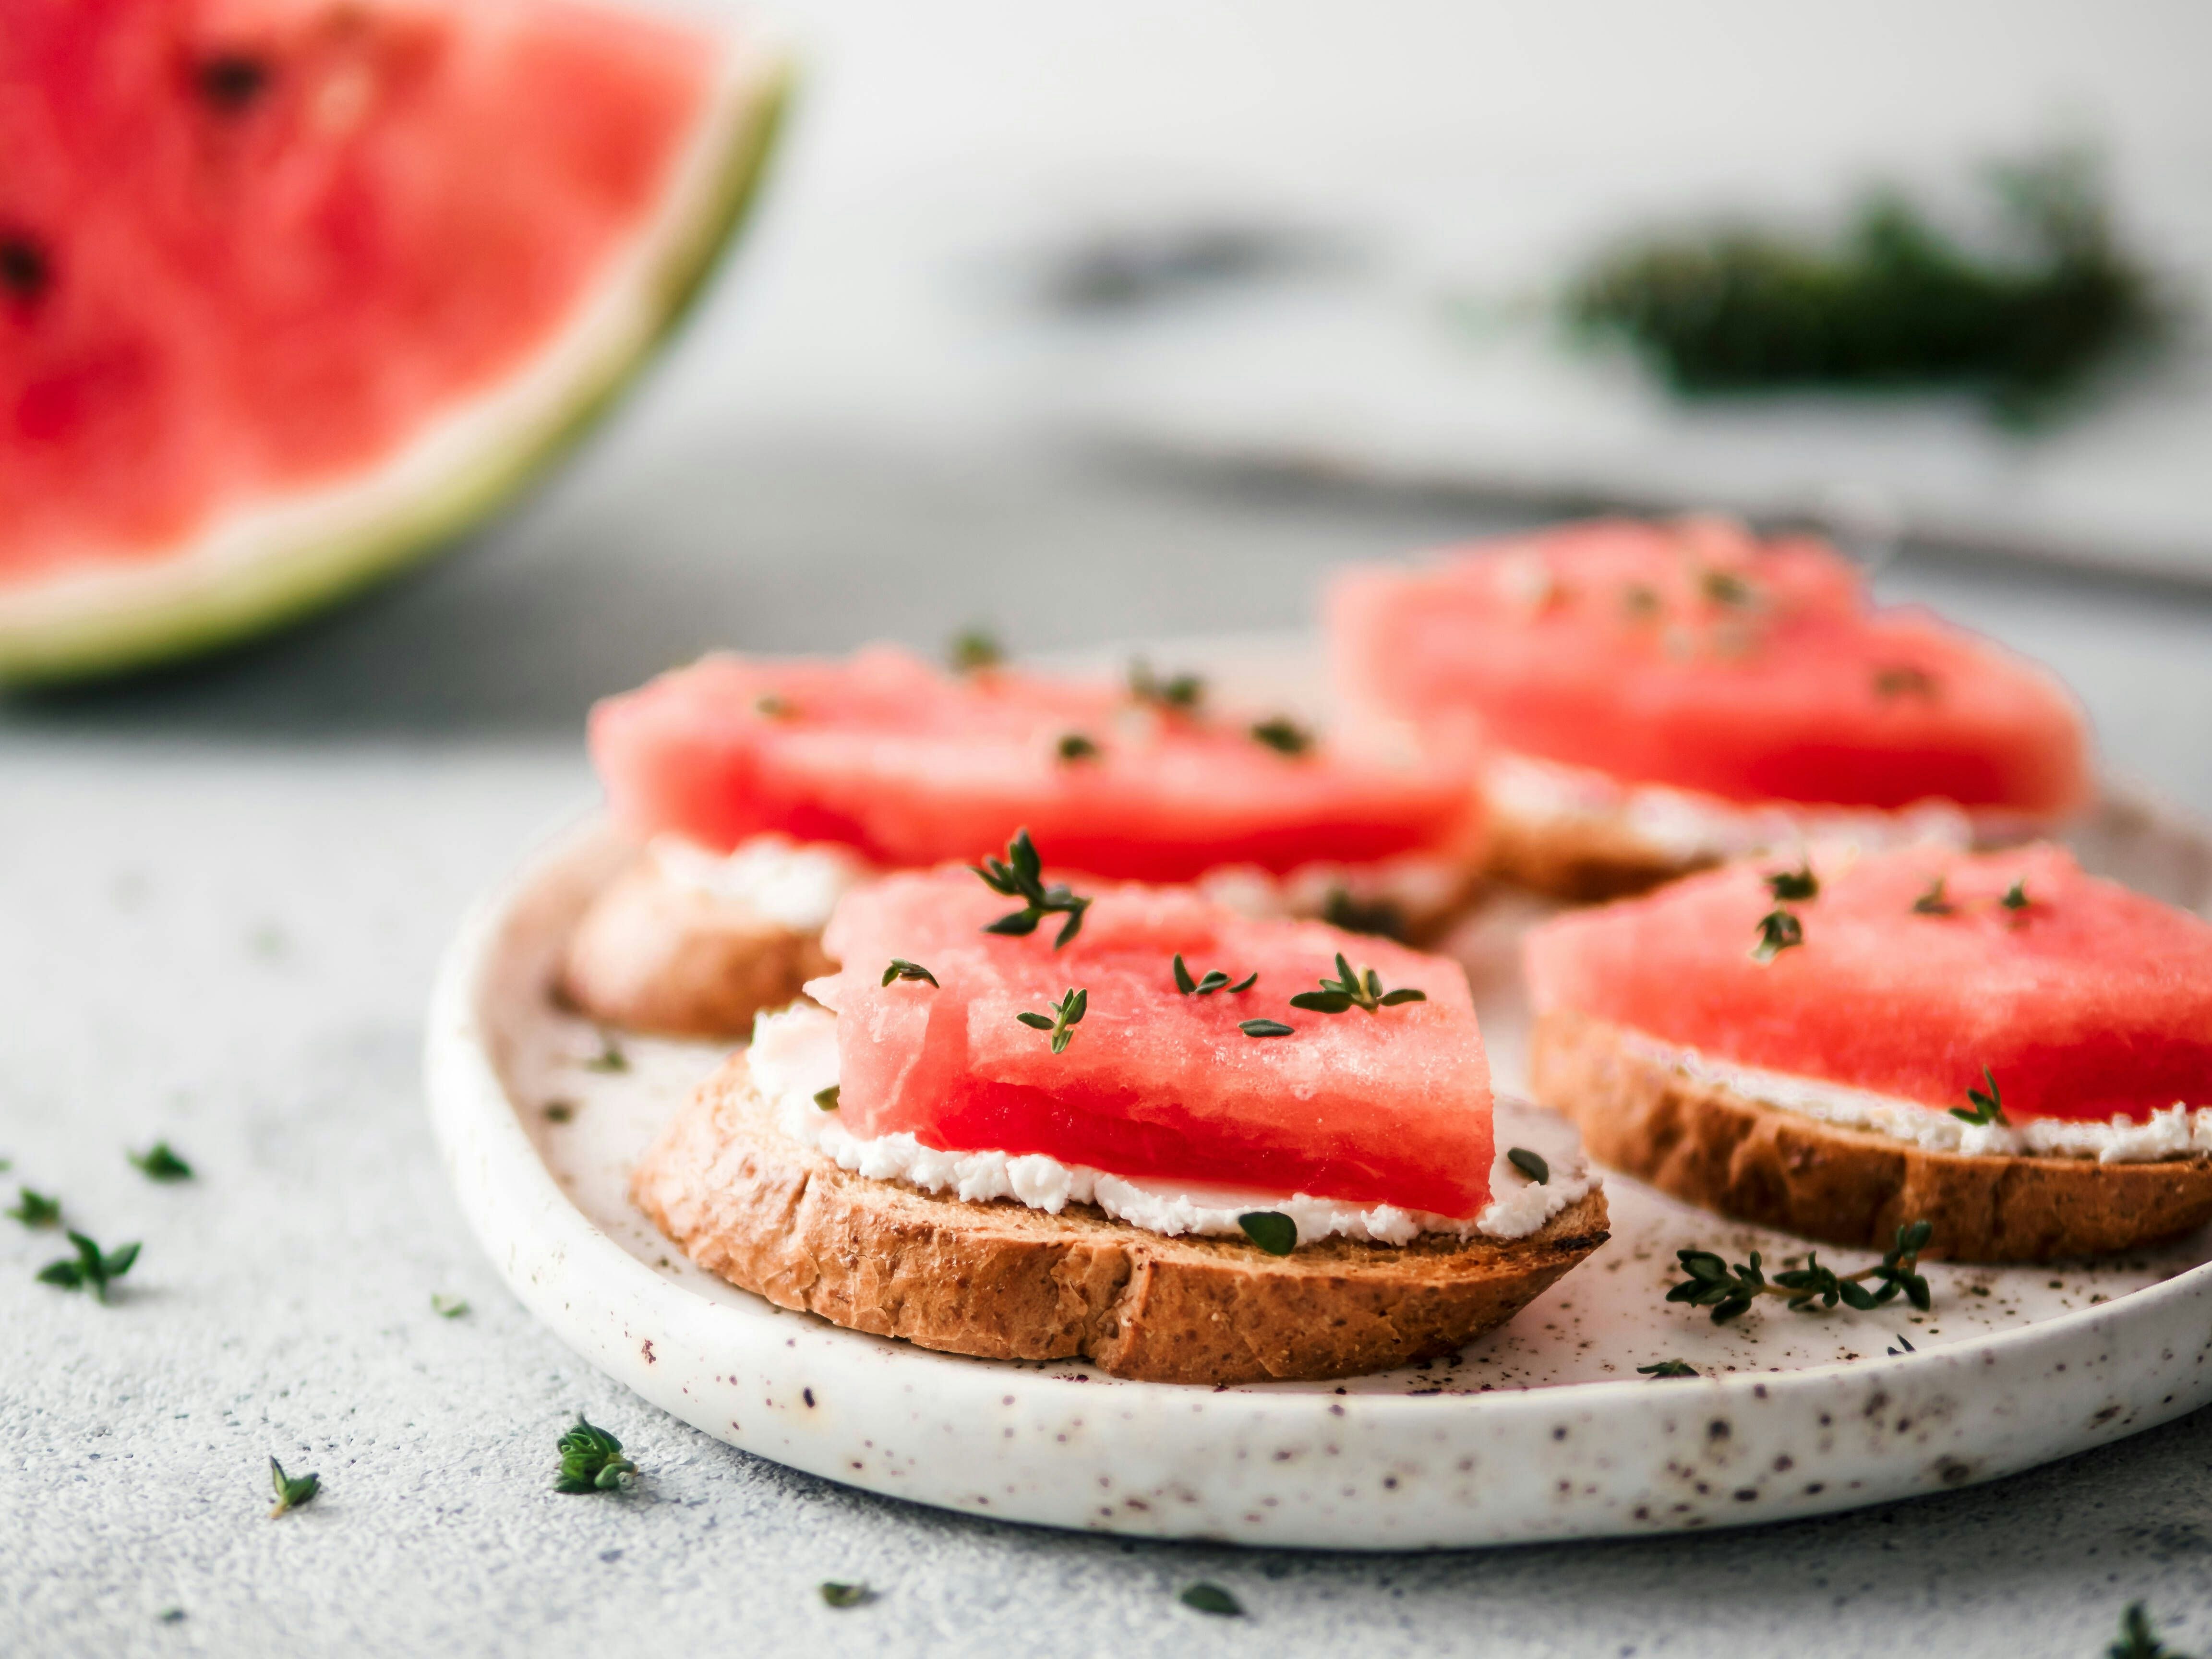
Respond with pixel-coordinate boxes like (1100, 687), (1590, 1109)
(1486, 750), (2000, 866)
(1626, 1032), (2212, 1164)
(748, 1003), (1596, 1243)
(649, 833), (871, 931)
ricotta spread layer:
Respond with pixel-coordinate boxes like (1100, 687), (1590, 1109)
(1486, 750), (2015, 865)
(1625, 1032), (2212, 1164)
(649, 834), (872, 931)
(748, 1003), (1595, 1244)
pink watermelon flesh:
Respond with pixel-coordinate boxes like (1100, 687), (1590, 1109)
(1524, 842), (2212, 1123)
(1328, 517), (2090, 814)
(809, 865), (1494, 1216)
(589, 646), (1483, 883)
(0, 0), (715, 573)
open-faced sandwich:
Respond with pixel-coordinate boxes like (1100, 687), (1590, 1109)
(1327, 517), (2091, 898)
(1523, 841), (2212, 1261)
(633, 836), (1607, 1383)
(568, 644), (1485, 1035)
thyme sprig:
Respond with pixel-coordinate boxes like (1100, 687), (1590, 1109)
(2001, 879), (2031, 912)
(37, 1231), (140, 1303)
(1912, 877), (1955, 915)
(882, 959), (939, 988)
(1017, 987), (1088, 1054)
(2111, 1603), (2192, 1659)
(1249, 716), (1313, 757)
(1172, 954), (1256, 996)
(1765, 864), (1819, 903)
(554, 1417), (637, 1493)
(973, 830), (1092, 948)
(949, 628), (1003, 673)
(129, 1142), (193, 1182)
(1750, 908), (1803, 962)
(8, 1187), (60, 1227)
(1667, 1220), (1934, 1322)
(1322, 887), (1407, 940)
(1129, 659), (1204, 711)
(1288, 954), (1427, 1015)
(1951, 1067), (2010, 1127)
(268, 1458), (320, 1518)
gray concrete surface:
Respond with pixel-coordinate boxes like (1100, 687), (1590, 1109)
(6, 424), (2212, 1659)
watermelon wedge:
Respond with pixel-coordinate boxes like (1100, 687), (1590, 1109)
(589, 646), (1484, 884)
(0, 0), (788, 682)
(807, 863), (1494, 1217)
(1328, 517), (2091, 816)
(1524, 842), (2212, 1125)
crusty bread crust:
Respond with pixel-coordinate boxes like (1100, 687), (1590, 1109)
(561, 861), (834, 1038)
(1530, 1009), (2212, 1262)
(632, 1056), (1610, 1385)
(1484, 804), (1701, 901)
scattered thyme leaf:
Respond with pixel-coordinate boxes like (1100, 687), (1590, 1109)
(1874, 665), (1939, 699)
(1506, 1147), (1551, 1186)
(1886, 1333), (1917, 1356)
(583, 1037), (628, 1073)
(1637, 1359), (1697, 1379)
(129, 1142), (193, 1182)
(1239, 1018), (1295, 1039)
(1764, 864), (1819, 903)
(1912, 877), (1955, 916)
(431, 1294), (469, 1319)
(1249, 716), (1313, 757)
(1288, 953), (1427, 1015)
(819, 1582), (872, 1609)
(1750, 908), (1803, 962)
(268, 1457), (320, 1518)
(1017, 987), (1088, 1054)
(813, 1085), (841, 1112)
(1128, 659), (1204, 711)
(972, 829), (1093, 947)
(1237, 1212), (1297, 1256)
(949, 628), (1003, 673)
(37, 1231), (139, 1302)
(8, 1186), (60, 1227)
(1951, 1066), (2009, 1128)
(1179, 1583), (1245, 1617)
(1227, 971), (1259, 993)
(553, 1416), (637, 1493)
(2001, 878), (2031, 913)
(542, 1100), (576, 1124)
(1056, 732), (1100, 763)
(2110, 1602), (2190, 1659)
(1665, 1220), (1934, 1323)
(1701, 569), (1756, 608)
(882, 958), (939, 988)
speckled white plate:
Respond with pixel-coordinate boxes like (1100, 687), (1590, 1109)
(425, 641), (2212, 1550)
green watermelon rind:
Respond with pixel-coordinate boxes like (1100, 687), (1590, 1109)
(0, 42), (793, 687)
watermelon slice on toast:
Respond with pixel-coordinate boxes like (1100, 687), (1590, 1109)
(0, 0), (787, 681)
(1523, 842), (2212, 1258)
(1328, 517), (2092, 896)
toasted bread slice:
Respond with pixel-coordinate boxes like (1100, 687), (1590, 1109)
(633, 1055), (1610, 1385)
(1531, 1009), (2212, 1262)
(561, 861), (834, 1037)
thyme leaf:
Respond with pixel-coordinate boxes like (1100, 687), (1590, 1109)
(431, 1294), (469, 1319)
(881, 959), (939, 988)
(1701, 569), (1756, 608)
(129, 1142), (193, 1182)
(1506, 1147), (1551, 1185)
(949, 628), (1003, 673)
(1017, 987), (1087, 1054)
(1238, 1018), (1295, 1039)
(819, 1582), (872, 1609)
(1056, 732), (1100, 763)
(1171, 954), (1254, 996)
(1750, 908), (1803, 962)
(7, 1187), (60, 1227)
(1128, 659), (1204, 711)
(268, 1458), (320, 1518)
(1912, 877), (1955, 916)
(1666, 1220), (1934, 1322)
(1287, 953), (1427, 1015)
(1764, 864), (1819, 903)
(1951, 1066), (2009, 1127)
(813, 1085), (841, 1112)
(972, 829), (1093, 948)
(1637, 1359), (1697, 1379)
(553, 1416), (637, 1493)
(36, 1231), (139, 1302)
(1179, 1582), (1245, 1617)
(754, 693), (795, 719)
(1249, 716), (1313, 757)
(2001, 878), (2031, 912)
(1874, 665), (1939, 699)
(584, 1036), (629, 1073)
